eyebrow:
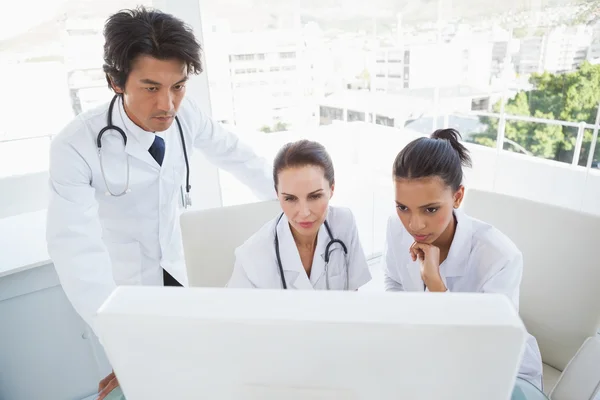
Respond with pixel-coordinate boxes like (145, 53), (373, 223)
(281, 189), (324, 197)
(395, 201), (441, 208)
(139, 77), (188, 86)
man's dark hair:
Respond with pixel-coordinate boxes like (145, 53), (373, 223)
(102, 6), (203, 91)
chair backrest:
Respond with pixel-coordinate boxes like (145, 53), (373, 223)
(462, 189), (600, 372)
(180, 200), (281, 287)
(550, 336), (600, 400)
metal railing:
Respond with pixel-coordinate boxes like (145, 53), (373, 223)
(0, 134), (53, 144)
(2, 109), (599, 169)
(459, 110), (600, 168)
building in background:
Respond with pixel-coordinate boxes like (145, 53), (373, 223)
(369, 29), (493, 94)
(318, 86), (501, 129)
(543, 25), (592, 73)
(516, 25), (593, 75)
(588, 20), (600, 62)
(203, 16), (321, 132)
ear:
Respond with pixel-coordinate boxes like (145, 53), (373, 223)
(453, 185), (465, 209)
(329, 183), (335, 199)
(108, 76), (124, 94)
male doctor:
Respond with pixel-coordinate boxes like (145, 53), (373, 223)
(46, 7), (274, 398)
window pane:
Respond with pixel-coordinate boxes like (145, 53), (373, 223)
(0, 0), (152, 178)
(503, 120), (579, 164)
(204, 0), (600, 259)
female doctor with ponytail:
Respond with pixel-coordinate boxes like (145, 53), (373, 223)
(381, 128), (544, 389)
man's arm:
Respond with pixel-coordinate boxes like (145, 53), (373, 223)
(191, 108), (275, 201)
(46, 132), (116, 333)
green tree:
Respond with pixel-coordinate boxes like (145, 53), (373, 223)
(259, 125), (272, 133)
(273, 121), (289, 132)
(473, 62), (600, 164)
(260, 121), (289, 134)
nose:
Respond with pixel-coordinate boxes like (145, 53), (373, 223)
(408, 214), (426, 232)
(299, 200), (311, 218)
(157, 91), (174, 113)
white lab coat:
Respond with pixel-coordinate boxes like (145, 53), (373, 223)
(227, 206), (372, 290)
(46, 96), (274, 333)
(381, 208), (544, 389)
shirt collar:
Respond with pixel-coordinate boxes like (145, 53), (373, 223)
(115, 96), (157, 151)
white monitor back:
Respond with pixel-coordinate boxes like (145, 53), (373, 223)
(96, 287), (527, 400)
(180, 200), (281, 287)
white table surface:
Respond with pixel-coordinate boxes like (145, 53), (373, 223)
(0, 209), (50, 278)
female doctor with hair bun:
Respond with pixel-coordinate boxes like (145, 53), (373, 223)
(381, 128), (544, 389)
(227, 139), (372, 290)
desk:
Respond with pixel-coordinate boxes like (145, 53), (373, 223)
(0, 211), (111, 400)
(99, 379), (548, 400)
(0, 210), (49, 278)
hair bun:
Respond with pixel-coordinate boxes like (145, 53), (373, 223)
(430, 128), (472, 167)
(431, 128), (461, 142)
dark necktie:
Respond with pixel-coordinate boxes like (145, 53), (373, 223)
(148, 135), (165, 166)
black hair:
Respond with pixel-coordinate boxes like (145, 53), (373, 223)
(273, 140), (335, 190)
(102, 6), (203, 91)
(392, 128), (472, 191)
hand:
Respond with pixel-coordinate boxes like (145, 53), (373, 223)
(97, 370), (119, 400)
(410, 242), (446, 292)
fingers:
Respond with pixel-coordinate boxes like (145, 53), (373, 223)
(98, 371), (115, 392)
(410, 242), (428, 261)
(97, 376), (119, 400)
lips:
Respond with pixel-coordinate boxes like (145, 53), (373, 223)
(413, 234), (430, 242)
(298, 221), (315, 229)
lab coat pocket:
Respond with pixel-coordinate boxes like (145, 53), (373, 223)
(105, 241), (143, 285)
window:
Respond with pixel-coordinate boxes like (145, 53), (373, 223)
(375, 115), (395, 127)
(319, 106), (344, 125)
(0, 0), (153, 184)
(348, 110), (365, 122)
(201, 0), (600, 258)
(232, 54), (255, 61)
(279, 51), (296, 59)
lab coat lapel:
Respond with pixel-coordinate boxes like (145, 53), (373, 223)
(440, 208), (472, 279)
(395, 224), (425, 291)
(114, 98), (160, 170)
(308, 223), (329, 288)
(277, 215), (313, 290)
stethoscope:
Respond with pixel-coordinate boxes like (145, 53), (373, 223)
(96, 94), (192, 208)
(274, 213), (349, 290)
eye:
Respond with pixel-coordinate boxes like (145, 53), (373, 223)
(308, 193), (322, 200)
(145, 87), (159, 92)
(284, 196), (296, 202)
(173, 84), (186, 91)
(426, 207), (438, 213)
(396, 205), (408, 212)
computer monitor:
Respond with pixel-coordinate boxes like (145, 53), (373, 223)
(96, 287), (527, 400)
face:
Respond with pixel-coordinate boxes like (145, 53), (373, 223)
(111, 55), (188, 132)
(394, 176), (464, 245)
(277, 165), (334, 239)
